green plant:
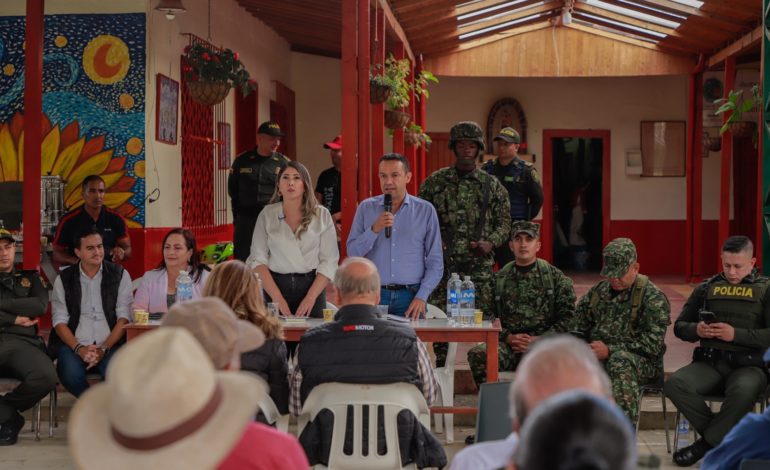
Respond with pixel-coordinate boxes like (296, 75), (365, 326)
(370, 54), (438, 111)
(405, 122), (432, 149)
(183, 43), (256, 96)
(713, 84), (760, 135)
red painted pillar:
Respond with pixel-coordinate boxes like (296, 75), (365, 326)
(370, 8), (385, 196)
(392, 44), (405, 156)
(340, 0), (358, 259)
(357, 0), (371, 202)
(415, 56), (427, 187)
(404, 60), (417, 195)
(692, 72), (704, 280)
(719, 57), (736, 254)
(23, 0), (44, 270)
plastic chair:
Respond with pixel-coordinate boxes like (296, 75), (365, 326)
(297, 382), (430, 469)
(475, 381), (513, 443)
(425, 304), (458, 443)
(252, 375), (289, 432)
(0, 377), (46, 441)
(634, 361), (671, 453)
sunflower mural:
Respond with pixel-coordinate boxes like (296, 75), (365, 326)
(0, 13), (146, 227)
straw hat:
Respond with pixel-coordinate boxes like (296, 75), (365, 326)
(68, 328), (264, 470)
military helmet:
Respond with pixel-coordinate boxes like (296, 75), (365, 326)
(448, 121), (485, 152)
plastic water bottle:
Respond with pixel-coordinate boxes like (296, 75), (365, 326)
(677, 417), (690, 449)
(460, 275), (475, 326)
(446, 273), (461, 323)
(176, 270), (194, 302)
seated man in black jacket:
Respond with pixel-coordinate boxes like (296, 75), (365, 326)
(292, 256), (444, 467)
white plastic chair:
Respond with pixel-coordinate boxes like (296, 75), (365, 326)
(252, 375), (289, 432)
(297, 382), (430, 469)
(425, 304), (458, 443)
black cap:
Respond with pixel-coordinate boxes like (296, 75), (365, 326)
(257, 121), (285, 137)
(0, 228), (15, 243)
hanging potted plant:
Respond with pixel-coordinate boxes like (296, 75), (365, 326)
(369, 63), (394, 105)
(378, 54), (438, 130)
(183, 43), (256, 106)
(713, 84), (761, 141)
(702, 131), (721, 152)
(404, 122), (432, 150)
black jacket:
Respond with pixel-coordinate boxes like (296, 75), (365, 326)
(241, 337), (289, 414)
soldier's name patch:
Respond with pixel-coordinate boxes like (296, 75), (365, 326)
(709, 285), (756, 299)
(239, 168), (253, 173)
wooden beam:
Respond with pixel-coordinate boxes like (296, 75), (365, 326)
(574, 3), (676, 36)
(457, 0), (545, 26)
(707, 25), (762, 67)
(394, 0), (455, 14)
(418, 18), (553, 56)
(376, 0), (415, 61)
(567, 22), (695, 56)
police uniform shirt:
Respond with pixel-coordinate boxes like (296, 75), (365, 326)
(53, 207), (128, 255)
(229, 150), (288, 217)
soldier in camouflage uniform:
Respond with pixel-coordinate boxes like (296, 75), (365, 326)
(418, 121), (511, 318)
(573, 238), (670, 423)
(467, 221), (576, 386)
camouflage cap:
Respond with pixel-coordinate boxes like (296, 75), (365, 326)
(601, 238), (637, 278)
(494, 127), (521, 144)
(511, 221), (540, 239)
(448, 121), (485, 152)
(0, 228), (15, 243)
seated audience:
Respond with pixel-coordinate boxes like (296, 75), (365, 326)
(247, 161), (338, 318)
(511, 391), (637, 470)
(68, 328), (309, 470)
(451, 335), (612, 470)
(133, 228), (209, 314)
(48, 228), (133, 397)
(202, 260), (289, 414)
(291, 257), (445, 468)
(0, 228), (57, 446)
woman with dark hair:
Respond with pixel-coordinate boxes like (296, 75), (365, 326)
(248, 161), (338, 318)
(133, 228), (209, 314)
(203, 260), (289, 414)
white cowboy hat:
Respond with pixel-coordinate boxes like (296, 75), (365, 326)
(68, 328), (264, 470)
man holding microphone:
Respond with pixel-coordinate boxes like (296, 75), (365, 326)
(347, 153), (443, 319)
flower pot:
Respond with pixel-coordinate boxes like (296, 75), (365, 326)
(370, 82), (392, 105)
(384, 110), (411, 130)
(702, 133), (721, 152)
(729, 121), (756, 138)
(187, 80), (230, 106)
(405, 131), (421, 146)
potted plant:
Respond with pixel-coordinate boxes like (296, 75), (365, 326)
(182, 43), (256, 106)
(713, 84), (760, 139)
(374, 54), (438, 130)
(404, 123), (432, 150)
(702, 131), (721, 152)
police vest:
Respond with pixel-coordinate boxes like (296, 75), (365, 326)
(298, 306), (421, 404)
(483, 159), (533, 220)
(232, 151), (288, 217)
(703, 278), (768, 352)
(0, 270), (44, 338)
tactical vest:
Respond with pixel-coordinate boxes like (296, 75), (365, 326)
(0, 269), (44, 338)
(483, 159), (533, 220)
(495, 259), (555, 326)
(47, 261), (124, 357)
(233, 150), (288, 217)
(702, 277), (768, 352)
(298, 306), (421, 404)
(589, 274), (648, 334)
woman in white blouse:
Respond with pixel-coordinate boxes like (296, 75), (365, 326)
(248, 161), (339, 318)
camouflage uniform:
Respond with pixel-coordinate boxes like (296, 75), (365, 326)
(572, 238), (671, 423)
(467, 223), (576, 385)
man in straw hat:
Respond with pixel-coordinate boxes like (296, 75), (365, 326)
(68, 328), (308, 469)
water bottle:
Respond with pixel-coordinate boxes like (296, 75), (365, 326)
(446, 273), (461, 323)
(677, 417), (690, 449)
(175, 270), (194, 302)
(460, 275), (475, 326)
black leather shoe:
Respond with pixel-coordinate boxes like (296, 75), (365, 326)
(465, 434), (476, 445)
(673, 438), (712, 467)
(0, 412), (25, 446)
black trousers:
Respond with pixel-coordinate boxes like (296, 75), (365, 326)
(0, 334), (57, 423)
(267, 271), (326, 319)
(233, 214), (259, 262)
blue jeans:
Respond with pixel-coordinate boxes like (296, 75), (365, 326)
(379, 285), (419, 317)
(56, 345), (115, 397)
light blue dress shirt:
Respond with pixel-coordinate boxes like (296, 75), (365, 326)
(347, 193), (444, 301)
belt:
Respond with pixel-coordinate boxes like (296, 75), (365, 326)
(271, 270), (316, 278)
(381, 284), (416, 290)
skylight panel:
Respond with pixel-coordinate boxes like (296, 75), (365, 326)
(585, 0), (681, 28)
(669, 0), (704, 8)
(616, 0), (687, 19)
(459, 13), (542, 39)
(579, 12), (668, 38)
(573, 18), (658, 44)
(458, 0), (529, 21)
(461, 1), (545, 27)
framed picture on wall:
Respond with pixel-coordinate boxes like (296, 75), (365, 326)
(217, 122), (231, 170)
(156, 74), (179, 145)
(640, 121), (686, 177)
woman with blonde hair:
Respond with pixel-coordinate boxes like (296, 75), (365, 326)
(203, 260), (288, 414)
(248, 160), (339, 318)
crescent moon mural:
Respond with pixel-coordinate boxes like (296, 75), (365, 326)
(82, 35), (130, 85)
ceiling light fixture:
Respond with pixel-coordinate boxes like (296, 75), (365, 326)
(155, 0), (187, 20)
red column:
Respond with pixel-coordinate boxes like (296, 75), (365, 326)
(404, 60), (417, 195)
(392, 44), (405, 156)
(340, 0), (358, 259)
(357, 0), (371, 202)
(415, 55), (427, 187)
(23, 0), (44, 270)
(692, 72), (704, 280)
(719, 57), (736, 254)
(370, 8), (385, 196)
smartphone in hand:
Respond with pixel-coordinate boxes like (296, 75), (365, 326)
(699, 310), (717, 324)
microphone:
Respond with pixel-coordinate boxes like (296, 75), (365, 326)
(383, 194), (392, 238)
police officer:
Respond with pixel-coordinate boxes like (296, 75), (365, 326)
(0, 229), (57, 445)
(228, 121), (290, 261)
(573, 237), (670, 424)
(418, 121), (511, 318)
(664, 235), (770, 467)
(467, 221), (576, 386)
(482, 127), (543, 267)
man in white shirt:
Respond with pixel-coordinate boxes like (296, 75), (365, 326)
(450, 335), (612, 470)
(48, 228), (133, 397)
